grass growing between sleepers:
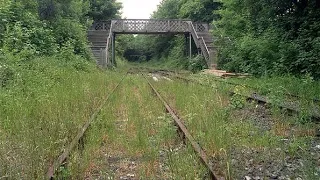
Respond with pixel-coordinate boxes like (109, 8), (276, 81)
(150, 73), (320, 179)
(1, 60), (319, 179)
(65, 74), (208, 179)
(0, 57), (126, 179)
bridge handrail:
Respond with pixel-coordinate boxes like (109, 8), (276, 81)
(90, 20), (111, 31)
(111, 19), (191, 21)
(189, 22), (200, 47)
(111, 19), (190, 33)
(199, 37), (210, 63)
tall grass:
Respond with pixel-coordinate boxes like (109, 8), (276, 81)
(150, 74), (319, 178)
(192, 73), (320, 101)
(2, 57), (319, 178)
(65, 74), (207, 179)
(0, 56), (124, 179)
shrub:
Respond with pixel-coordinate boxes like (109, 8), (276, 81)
(0, 62), (14, 88)
(188, 55), (207, 73)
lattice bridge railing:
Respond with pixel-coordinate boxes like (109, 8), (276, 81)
(111, 19), (190, 34)
(89, 21), (111, 31)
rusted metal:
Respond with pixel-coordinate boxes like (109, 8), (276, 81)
(176, 74), (319, 104)
(47, 73), (127, 179)
(246, 93), (320, 120)
(144, 75), (223, 180)
(165, 74), (320, 121)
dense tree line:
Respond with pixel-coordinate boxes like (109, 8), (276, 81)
(217, 0), (320, 78)
(0, 0), (121, 58)
(0, 0), (121, 87)
(125, 0), (320, 78)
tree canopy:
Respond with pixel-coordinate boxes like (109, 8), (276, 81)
(0, 0), (122, 60)
(87, 0), (121, 21)
(216, 0), (320, 78)
(1, 0), (319, 78)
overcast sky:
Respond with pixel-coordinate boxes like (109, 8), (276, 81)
(117, 0), (162, 19)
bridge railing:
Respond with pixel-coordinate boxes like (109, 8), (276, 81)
(89, 20), (111, 31)
(193, 23), (210, 32)
(111, 19), (190, 33)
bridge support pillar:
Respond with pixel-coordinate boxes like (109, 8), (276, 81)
(112, 33), (116, 66)
(189, 33), (192, 60)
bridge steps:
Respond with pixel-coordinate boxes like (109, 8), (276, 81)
(87, 30), (109, 65)
(193, 30), (217, 69)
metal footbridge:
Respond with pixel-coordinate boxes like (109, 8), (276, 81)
(87, 19), (217, 68)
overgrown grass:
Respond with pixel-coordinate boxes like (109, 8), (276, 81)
(149, 73), (319, 179)
(129, 54), (207, 73)
(1, 57), (319, 179)
(151, 78), (231, 154)
(188, 73), (320, 123)
(192, 73), (320, 101)
(0, 55), (126, 179)
(66, 74), (207, 179)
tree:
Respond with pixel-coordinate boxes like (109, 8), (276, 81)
(179, 0), (221, 22)
(216, 0), (320, 78)
(0, 0), (121, 60)
(87, 0), (122, 21)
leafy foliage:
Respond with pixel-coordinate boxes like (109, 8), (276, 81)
(87, 0), (121, 21)
(0, 0), (90, 58)
(179, 0), (221, 22)
(188, 54), (207, 73)
(0, 0), (122, 61)
(216, 0), (320, 78)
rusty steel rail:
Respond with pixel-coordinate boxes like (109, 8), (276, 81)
(164, 74), (320, 121)
(144, 67), (320, 105)
(174, 74), (320, 104)
(144, 75), (223, 180)
(47, 73), (127, 179)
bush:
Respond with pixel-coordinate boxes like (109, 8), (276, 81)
(0, 62), (14, 87)
(215, 0), (320, 79)
(188, 55), (207, 73)
(52, 18), (91, 59)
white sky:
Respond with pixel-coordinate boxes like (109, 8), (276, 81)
(117, 0), (162, 19)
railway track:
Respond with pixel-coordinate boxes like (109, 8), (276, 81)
(134, 66), (320, 104)
(46, 69), (223, 179)
(128, 67), (320, 120)
(155, 71), (320, 121)
(47, 73), (128, 179)
(144, 75), (222, 180)
(130, 66), (319, 101)
(45, 67), (320, 179)
(192, 75), (320, 104)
